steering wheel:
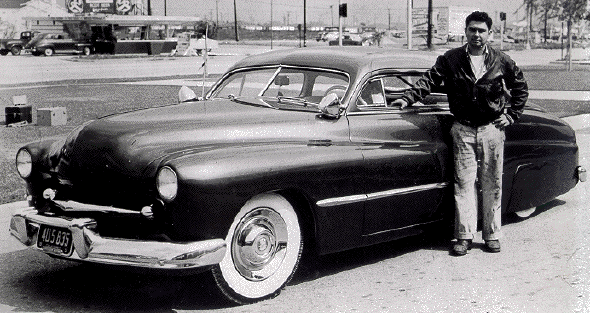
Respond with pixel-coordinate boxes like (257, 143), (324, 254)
(323, 85), (347, 97)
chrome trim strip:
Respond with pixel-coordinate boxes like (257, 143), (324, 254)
(366, 182), (449, 201)
(316, 182), (449, 207)
(10, 207), (226, 270)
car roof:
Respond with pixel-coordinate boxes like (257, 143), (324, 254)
(228, 46), (440, 76)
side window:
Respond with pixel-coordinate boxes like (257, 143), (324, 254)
(264, 72), (304, 97)
(311, 73), (348, 99)
(356, 79), (386, 107)
(382, 75), (415, 91)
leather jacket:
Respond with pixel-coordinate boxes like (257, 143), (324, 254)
(402, 44), (529, 127)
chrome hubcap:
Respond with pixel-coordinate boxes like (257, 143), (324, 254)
(232, 207), (288, 281)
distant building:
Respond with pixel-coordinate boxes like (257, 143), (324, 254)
(0, 0), (70, 38)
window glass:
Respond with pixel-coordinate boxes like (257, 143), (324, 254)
(356, 79), (386, 107)
(214, 68), (277, 98)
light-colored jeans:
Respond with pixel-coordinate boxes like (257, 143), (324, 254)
(451, 121), (505, 241)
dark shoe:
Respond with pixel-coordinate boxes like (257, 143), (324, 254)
(452, 239), (472, 256)
(484, 240), (501, 253)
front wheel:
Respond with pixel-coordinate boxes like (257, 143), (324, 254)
(10, 46), (21, 55)
(82, 46), (91, 56)
(44, 48), (54, 56)
(212, 193), (303, 304)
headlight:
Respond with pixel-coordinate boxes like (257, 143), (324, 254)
(16, 148), (32, 178)
(156, 166), (178, 201)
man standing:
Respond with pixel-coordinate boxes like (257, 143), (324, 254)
(391, 11), (528, 256)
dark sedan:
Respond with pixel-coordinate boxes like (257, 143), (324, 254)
(10, 47), (585, 304)
(25, 32), (92, 56)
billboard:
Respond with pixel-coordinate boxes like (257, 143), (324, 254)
(66, 0), (142, 15)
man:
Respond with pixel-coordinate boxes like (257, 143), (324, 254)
(391, 11), (528, 256)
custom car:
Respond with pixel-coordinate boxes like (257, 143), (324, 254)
(10, 47), (586, 304)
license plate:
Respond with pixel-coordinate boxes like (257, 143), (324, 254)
(37, 225), (73, 255)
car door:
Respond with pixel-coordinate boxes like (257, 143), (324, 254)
(55, 33), (74, 53)
(347, 74), (450, 245)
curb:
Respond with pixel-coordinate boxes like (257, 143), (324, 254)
(0, 200), (27, 210)
(563, 114), (590, 131)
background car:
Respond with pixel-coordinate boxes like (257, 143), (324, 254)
(10, 47), (585, 304)
(0, 30), (38, 55)
(25, 32), (93, 56)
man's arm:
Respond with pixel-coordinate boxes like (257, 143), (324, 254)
(504, 57), (528, 122)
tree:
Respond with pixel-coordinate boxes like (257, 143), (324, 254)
(558, 0), (589, 70)
(538, 0), (561, 42)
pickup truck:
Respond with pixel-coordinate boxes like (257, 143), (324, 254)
(0, 31), (38, 55)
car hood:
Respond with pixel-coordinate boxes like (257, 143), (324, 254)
(60, 98), (327, 179)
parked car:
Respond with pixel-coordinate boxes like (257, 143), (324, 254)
(0, 30), (39, 55)
(328, 33), (363, 45)
(25, 32), (93, 56)
(10, 47), (585, 304)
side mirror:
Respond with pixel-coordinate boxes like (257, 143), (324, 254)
(318, 93), (342, 118)
(178, 86), (199, 103)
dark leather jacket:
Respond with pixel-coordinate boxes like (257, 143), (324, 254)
(402, 44), (529, 126)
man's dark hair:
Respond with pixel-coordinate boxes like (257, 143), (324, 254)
(465, 11), (492, 30)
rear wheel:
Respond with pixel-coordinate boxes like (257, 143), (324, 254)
(44, 48), (54, 56)
(212, 192), (303, 304)
(82, 46), (91, 56)
(10, 46), (21, 55)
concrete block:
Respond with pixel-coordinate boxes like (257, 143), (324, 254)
(37, 107), (67, 126)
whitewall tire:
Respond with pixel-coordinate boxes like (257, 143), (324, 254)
(212, 192), (303, 304)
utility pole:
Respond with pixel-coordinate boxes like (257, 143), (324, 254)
(303, 0), (307, 47)
(388, 8), (391, 30)
(271, 0), (273, 49)
(330, 5), (334, 27)
(339, 0), (343, 46)
(234, 0), (239, 41)
(427, 0), (432, 49)
(407, 0), (412, 50)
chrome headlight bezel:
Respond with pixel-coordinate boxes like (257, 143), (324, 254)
(156, 166), (178, 202)
(16, 148), (32, 178)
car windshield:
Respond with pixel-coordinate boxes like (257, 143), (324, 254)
(209, 66), (349, 106)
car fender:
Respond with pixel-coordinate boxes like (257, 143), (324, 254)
(160, 140), (366, 248)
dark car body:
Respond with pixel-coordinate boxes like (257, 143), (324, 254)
(25, 32), (93, 56)
(0, 31), (39, 55)
(10, 47), (585, 304)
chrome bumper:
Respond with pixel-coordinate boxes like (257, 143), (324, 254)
(10, 207), (226, 269)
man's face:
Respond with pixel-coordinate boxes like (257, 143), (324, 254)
(465, 21), (491, 49)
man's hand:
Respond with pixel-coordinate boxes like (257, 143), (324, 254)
(492, 114), (513, 129)
(389, 98), (408, 109)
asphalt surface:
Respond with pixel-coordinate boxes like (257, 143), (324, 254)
(0, 45), (589, 312)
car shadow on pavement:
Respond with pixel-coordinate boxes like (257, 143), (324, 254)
(292, 198), (568, 285)
(0, 249), (238, 312)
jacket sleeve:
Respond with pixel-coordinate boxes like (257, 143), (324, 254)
(402, 55), (447, 105)
(504, 57), (528, 121)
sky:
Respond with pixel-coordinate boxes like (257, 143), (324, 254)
(52, 0), (526, 28)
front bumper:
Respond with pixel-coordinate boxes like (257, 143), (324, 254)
(10, 206), (226, 269)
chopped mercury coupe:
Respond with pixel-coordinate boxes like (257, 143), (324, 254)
(11, 47), (586, 304)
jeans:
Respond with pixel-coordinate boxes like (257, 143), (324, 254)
(451, 121), (505, 241)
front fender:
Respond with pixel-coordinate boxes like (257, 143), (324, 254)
(162, 141), (365, 241)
